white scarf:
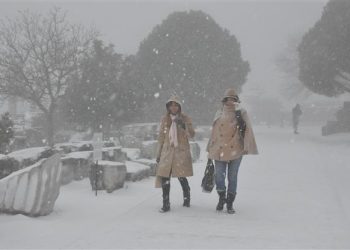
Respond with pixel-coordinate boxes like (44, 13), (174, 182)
(222, 103), (236, 120)
(169, 114), (178, 147)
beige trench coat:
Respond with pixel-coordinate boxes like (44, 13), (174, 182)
(155, 113), (195, 187)
(207, 108), (258, 161)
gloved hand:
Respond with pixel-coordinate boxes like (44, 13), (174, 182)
(156, 157), (160, 164)
(175, 116), (186, 130)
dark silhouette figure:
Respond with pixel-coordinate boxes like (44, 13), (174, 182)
(292, 104), (302, 134)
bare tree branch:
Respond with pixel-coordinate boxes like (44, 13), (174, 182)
(0, 7), (98, 145)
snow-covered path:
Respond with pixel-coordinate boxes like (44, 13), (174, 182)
(1, 126), (350, 249)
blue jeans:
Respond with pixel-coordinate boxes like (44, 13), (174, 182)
(215, 157), (243, 194)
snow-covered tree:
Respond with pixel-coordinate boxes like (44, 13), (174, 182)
(136, 10), (250, 123)
(298, 0), (350, 97)
(0, 7), (97, 146)
(63, 40), (145, 134)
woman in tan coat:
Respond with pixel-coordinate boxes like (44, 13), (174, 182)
(207, 88), (258, 214)
(155, 95), (195, 213)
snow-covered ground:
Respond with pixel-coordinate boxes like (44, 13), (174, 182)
(1, 125), (350, 249)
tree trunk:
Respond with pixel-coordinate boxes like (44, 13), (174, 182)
(46, 112), (55, 147)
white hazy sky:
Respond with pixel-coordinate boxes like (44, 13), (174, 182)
(0, 0), (328, 100)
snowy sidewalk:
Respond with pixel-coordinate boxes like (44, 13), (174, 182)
(1, 126), (350, 249)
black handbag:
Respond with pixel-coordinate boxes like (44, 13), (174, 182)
(201, 159), (215, 193)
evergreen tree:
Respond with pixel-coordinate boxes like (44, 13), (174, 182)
(299, 0), (350, 97)
(63, 40), (145, 134)
(136, 10), (250, 123)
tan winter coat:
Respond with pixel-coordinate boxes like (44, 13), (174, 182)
(155, 112), (195, 180)
(207, 107), (258, 162)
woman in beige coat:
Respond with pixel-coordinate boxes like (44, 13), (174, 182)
(207, 88), (258, 214)
(155, 95), (195, 213)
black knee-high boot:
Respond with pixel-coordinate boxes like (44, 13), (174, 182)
(178, 177), (190, 207)
(226, 192), (236, 214)
(160, 177), (170, 213)
(216, 191), (226, 211)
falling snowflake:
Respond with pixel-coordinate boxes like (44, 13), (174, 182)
(153, 48), (159, 54)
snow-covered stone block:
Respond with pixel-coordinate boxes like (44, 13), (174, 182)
(0, 154), (62, 217)
(140, 140), (158, 159)
(322, 101), (350, 136)
(132, 158), (157, 176)
(61, 151), (93, 185)
(125, 161), (151, 182)
(121, 148), (141, 161)
(102, 147), (127, 162)
(54, 143), (76, 154)
(89, 161), (126, 193)
(60, 147), (126, 185)
(55, 140), (117, 154)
